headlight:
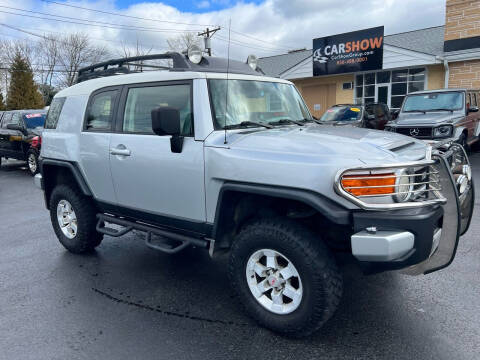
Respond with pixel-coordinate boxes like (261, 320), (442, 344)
(433, 125), (453, 138)
(393, 169), (413, 202)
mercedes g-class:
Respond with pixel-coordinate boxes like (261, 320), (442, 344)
(385, 89), (480, 148)
(35, 50), (474, 337)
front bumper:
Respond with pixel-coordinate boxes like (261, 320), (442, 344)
(34, 173), (43, 190)
(351, 143), (474, 275)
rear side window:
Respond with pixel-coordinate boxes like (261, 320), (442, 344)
(122, 84), (192, 136)
(45, 97), (66, 129)
(85, 90), (117, 131)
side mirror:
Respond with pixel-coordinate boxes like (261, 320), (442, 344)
(151, 107), (183, 153)
(391, 110), (399, 120)
(7, 123), (26, 135)
(468, 106), (479, 113)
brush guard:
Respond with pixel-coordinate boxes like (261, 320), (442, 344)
(401, 143), (474, 275)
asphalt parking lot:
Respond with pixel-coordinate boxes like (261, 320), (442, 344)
(1, 154), (479, 360)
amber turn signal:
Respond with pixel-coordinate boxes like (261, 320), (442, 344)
(341, 173), (396, 196)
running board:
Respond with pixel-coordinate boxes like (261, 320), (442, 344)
(96, 213), (210, 254)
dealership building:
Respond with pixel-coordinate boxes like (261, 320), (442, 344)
(258, 0), (480, 117)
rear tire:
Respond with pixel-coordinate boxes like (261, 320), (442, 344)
(49, 184), (103, 253)
(27, 149), (39, 176)
(229, 217), (342, 337)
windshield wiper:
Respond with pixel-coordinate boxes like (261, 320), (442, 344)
(269, 118), (305, 126)
(299, 118), (324, 125)
(427, 108), (454, 113)
(403, 110), (427, 114)
(224, 121), (273, 130)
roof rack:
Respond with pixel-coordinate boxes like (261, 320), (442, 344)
(76, 52), (264, 83)
(77, 53), (189, 83)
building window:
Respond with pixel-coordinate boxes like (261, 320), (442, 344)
(355, 67), (426, 110)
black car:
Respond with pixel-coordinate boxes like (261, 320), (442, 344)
(0, 110), (47, 175)
(319, 103), (391, 130)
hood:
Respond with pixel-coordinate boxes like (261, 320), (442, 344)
(393, 111), (463, 126)
(205, 124), (427, 164)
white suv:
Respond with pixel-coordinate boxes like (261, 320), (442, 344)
(35, 51), (474, 337)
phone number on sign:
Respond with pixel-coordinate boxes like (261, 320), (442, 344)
(336, 57), (368, 65)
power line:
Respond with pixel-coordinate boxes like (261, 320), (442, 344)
(1, 23), (168, 52)
(40, 1), (295, 51)
(0, 8), (202, 34)
(229, 29), (296, 51)
(40, 0), (217, 27)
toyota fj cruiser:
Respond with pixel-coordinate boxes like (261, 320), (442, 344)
(385, 89), (480, 148)
(35, 50), (474, 337)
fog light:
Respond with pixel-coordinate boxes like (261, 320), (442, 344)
(247, 54), (258, 70)
(187, 45), (203, 64)
(463, 165), (472, 181)
(455, 174), (468, 194)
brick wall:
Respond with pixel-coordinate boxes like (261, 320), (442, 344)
(449, 60), (480, 88)
(445, 0), (480, 41)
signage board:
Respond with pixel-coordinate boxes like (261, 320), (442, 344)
(313, 26), (384, 76)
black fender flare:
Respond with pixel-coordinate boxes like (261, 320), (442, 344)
(40, 159), (92, 209)
(211, 182), (352, 240)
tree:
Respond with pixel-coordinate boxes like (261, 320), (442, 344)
(167, 33), (202, 53)
(57, 33), (109, 87)
(0, 93), (5, 111)
(6, 53), (44, 110)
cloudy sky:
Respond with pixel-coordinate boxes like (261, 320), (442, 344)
(0, 0), (446, 61)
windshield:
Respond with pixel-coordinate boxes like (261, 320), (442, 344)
(208, 79), (312, 129)
(320, 106), (362, 122)
(23, 113), (46, 129)
(403, 92), (464, 112)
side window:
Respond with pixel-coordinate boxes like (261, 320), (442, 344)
(123, 84), (192, 136)
(11, 112), (21, 125)
(85, 90), (117, 131)
(45, 97), (66, 129)
(1, 113), (12, 128)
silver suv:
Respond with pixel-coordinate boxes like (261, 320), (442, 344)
(35, 51), (474, 337)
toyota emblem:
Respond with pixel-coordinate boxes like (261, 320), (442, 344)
(409, 128), (420, 136)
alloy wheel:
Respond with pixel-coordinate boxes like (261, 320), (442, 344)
(245, 248), (303, 315)
(56, 200), (78, 239)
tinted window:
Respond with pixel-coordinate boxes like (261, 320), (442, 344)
(86, 90), (117, 130)
(23, 113), (46, 129)
(123, 84), (192, 135)
(45, 97), (66, 129)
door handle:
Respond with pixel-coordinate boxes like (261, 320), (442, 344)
(110, 146), (131, 156)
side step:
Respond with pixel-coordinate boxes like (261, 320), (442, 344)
(96, 213), (210, 254)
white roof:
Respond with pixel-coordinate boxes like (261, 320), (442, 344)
(56, 71), (292, 97)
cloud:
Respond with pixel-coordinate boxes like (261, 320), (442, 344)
(0, 0), (446, 63)
(196, 1), (211, 9)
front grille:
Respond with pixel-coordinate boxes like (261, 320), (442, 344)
(396, 127), (433, 139)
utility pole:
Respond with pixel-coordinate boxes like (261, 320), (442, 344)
(198, 27), (221, 56)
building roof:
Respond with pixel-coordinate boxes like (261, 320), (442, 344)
(384, 26), (444, 56)
(258, 25), (445, 77)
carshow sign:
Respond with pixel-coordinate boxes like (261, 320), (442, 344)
(313, 26), (384, 76)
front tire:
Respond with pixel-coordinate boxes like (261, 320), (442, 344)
(49, 184), (103, 253)
(457, 133), (469, 152)
(229, 217), (342, 337)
